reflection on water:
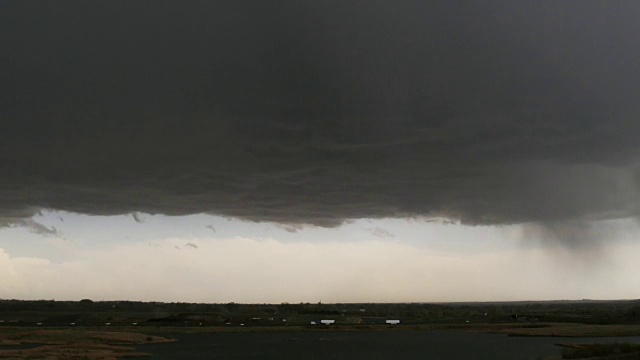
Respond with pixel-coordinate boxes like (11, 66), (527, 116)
(137, 331), (640, 360)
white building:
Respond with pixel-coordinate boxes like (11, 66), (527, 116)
(320, 320), (335, 325)
(385, 320), (400, 325)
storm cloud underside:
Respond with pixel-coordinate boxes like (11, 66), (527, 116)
(2, 1), (640, 229)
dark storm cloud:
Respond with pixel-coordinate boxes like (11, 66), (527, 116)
(2, 1), (640, 230)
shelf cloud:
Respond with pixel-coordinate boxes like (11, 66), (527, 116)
(2, 1), (639, 230)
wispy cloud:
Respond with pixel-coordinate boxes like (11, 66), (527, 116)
(275, 223), (305, 233)
(0, 218), (63, 238)
(365, 227), (394, 238)
(131, 213), (144, 223)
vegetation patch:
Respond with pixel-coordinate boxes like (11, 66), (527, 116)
(488, 324), (640, 338)
(0, 330), (175, 359)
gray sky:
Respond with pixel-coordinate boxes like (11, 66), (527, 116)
(2, 212), (639, 302)
(1, 1), (639, 302)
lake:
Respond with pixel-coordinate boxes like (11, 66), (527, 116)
(136, 330), (640, 359)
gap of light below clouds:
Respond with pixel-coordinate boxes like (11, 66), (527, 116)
(1, 236), (639, 303)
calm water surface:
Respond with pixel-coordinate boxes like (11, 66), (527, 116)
(137, 331), (640, 360)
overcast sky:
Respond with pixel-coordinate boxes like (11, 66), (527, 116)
(1, 1), (639, 302)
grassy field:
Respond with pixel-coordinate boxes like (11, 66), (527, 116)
(556, 342), (640, 359)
